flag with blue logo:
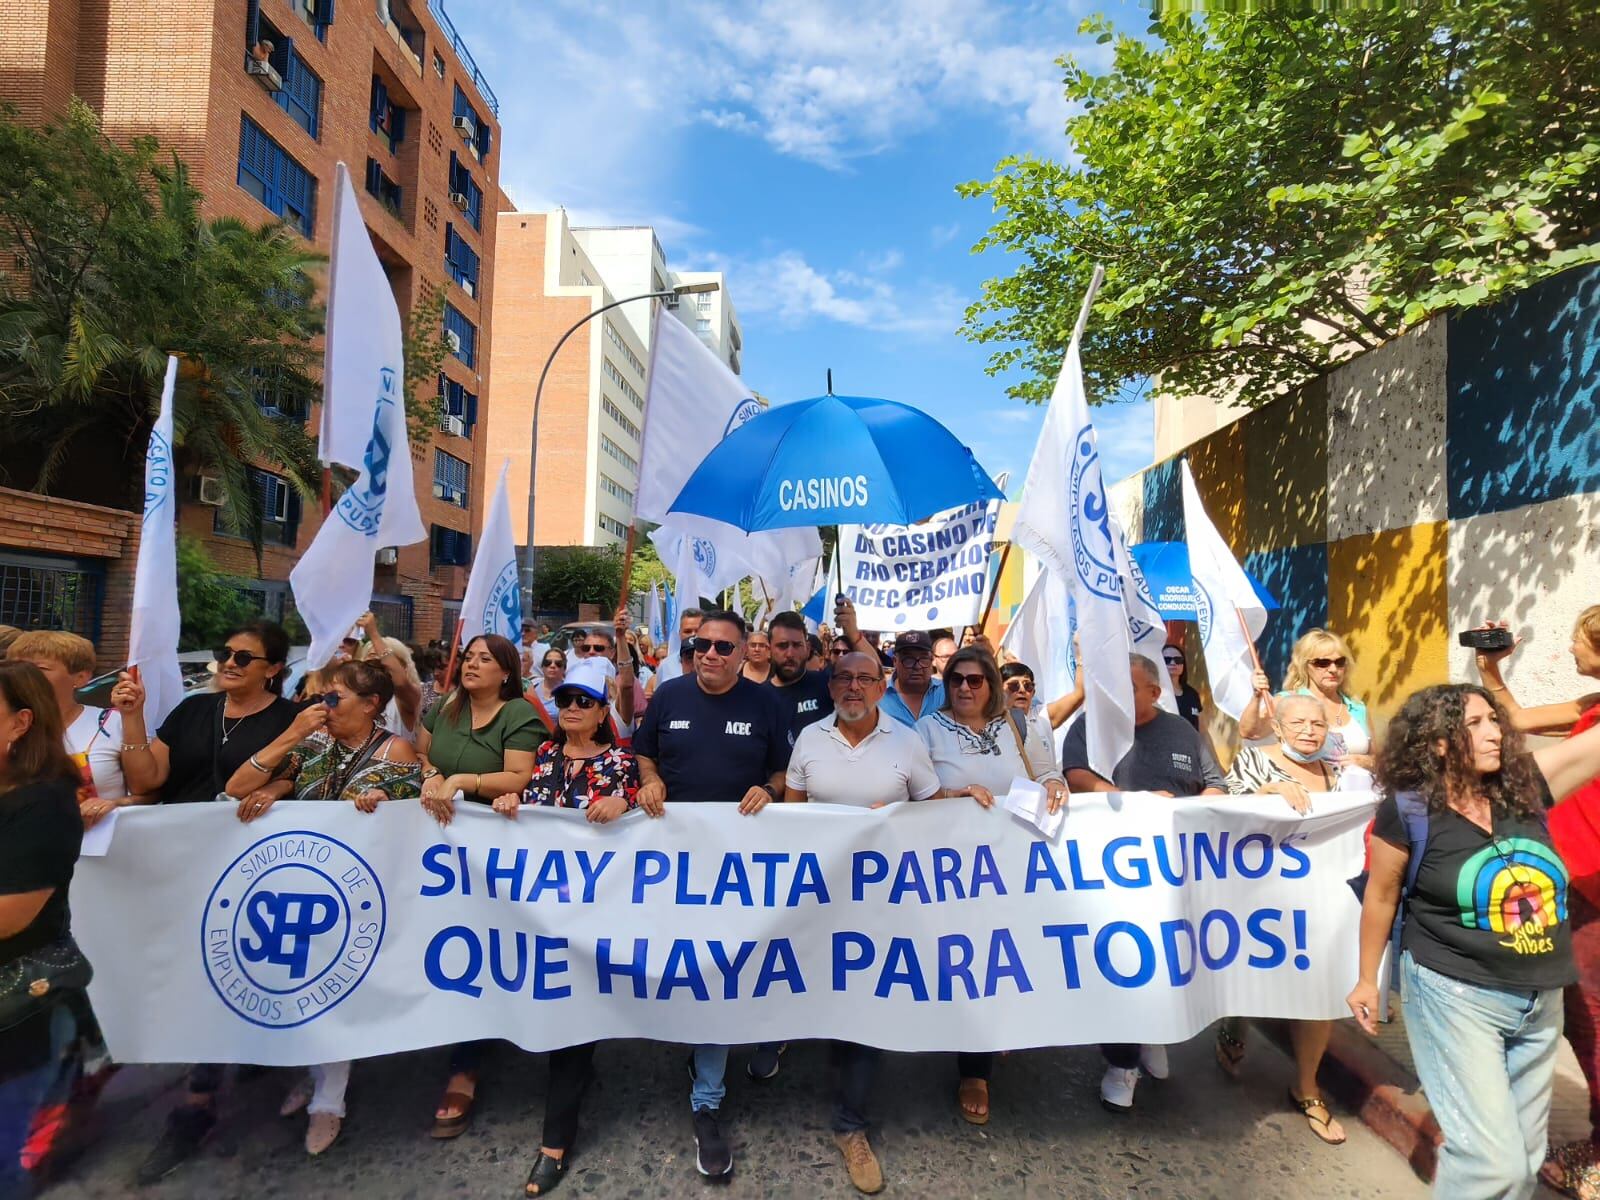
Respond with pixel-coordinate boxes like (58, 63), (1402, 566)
(291, 164), (425, 670)
(1009, 266), (1134, 781)
(1181, 460), (1268, 720)
(460, 460), (520, 646)
(1111, 512), (1179, 714)
(646, 582), (664, 645)
(128, 356), (185, 728)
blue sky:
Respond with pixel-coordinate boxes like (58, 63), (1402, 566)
(445, 0), (1155, 490)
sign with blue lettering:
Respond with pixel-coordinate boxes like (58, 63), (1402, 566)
(72, 795), (1373, 1065)
(840, 498), (1000, 630)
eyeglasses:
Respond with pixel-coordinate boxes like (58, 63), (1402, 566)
(555, 692), (601, 710)
(948, 671), (987, 690)
(214, 648), (265, 668)
(691, 637), (738, 656)
(832, 672), (882, 689)
(321, 691), (341, 708)
(829, 645), (849, 658)
(1309, 656), (1348, 670)
(575, 642), (612, 656)
(1004, 679), (1036, 694)
(542, 657), (566, 669)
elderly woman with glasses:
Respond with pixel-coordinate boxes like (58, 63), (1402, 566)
(1215, 693), (1348, 1145)
(915, 647), (1066, 1126)
(999, 660), (1085, 732)
(224, 660), (420, 1154)
(489, 658), (638, 1196)
(1239, 629), (1374, 773)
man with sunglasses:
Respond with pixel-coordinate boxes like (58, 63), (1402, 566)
(568, 616), (639, 739)
(879, 631), (945, 729)
(631, 609), (790, 1180)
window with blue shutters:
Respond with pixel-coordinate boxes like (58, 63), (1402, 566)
(433, 450), (470, 509)
(250, 366), (309, 422)
(432, 525), (472, 568)
(437, 375), (478, 436)
(215, 467), (301, 546)
(272, 42), (322, 138)
(443, 303), (476, 368)
(447, 152), (483, 232)
(237, 116), (316, 237)
(444, 223), (480, 294)
(369, 75), (405, 153)
(365, 158), (402, 216)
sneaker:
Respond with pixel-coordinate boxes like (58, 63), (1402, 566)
(833, 1130), (884, 1194)
(746, 1042), (787, 1081)
(305, 1112), (342, 1155)
(135, 1105), (215, 1185)
(692, 1107), (733, 1177)
(1139, 1044), (1170, 1081)
(1100, 1066), (1139, 1113)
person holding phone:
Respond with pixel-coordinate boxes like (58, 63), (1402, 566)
(1471, 607), (1600, 1195)
(109, 621), (298, 1185)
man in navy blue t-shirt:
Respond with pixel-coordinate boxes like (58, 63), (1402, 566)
(764, 610), (833, 740)
(631, 609), (789, 1178)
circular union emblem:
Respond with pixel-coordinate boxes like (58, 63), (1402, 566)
(485, 562), (521, 640)
(1192, 575), (1216, 647)
(201, 831), (386, 1030)
(723, 397), (762, 437)
(691, 536), (717, 579)
(1067, 427), (1120, 602)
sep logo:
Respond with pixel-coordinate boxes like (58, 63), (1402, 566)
(334, 368), (399, 536)
(1067, 426), (1120, 602)
(484, 561), (521, 641)
(691, 537), (717, 579)
(723, 397), (762, 437)
(201, 831), (386, 1029)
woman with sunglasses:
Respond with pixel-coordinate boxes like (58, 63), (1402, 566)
(1000, 660), (1085, 731)
(1239, 629), (1374, 772)
(415, 633), (540, 1138)
(530, 649), (567, 712)
(1161, 645), (1204, 730)
(490, 657), (637, 1196)
(223, 660), (420, 1155)
(1349, 685), (1600, 1198)
(108, 621), (300, 1184)
(915, 647), (1066, 1126)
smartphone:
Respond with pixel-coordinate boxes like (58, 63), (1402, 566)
(73, 670), (122, 708)
(1458, 628), (1515, 652)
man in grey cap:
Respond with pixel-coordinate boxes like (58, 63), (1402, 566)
(878, 630), (945, 728)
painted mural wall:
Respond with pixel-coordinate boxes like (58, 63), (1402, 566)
(1105, 263), (1600, 743)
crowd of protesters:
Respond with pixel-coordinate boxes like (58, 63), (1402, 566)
(1, 599), (1599, 1198)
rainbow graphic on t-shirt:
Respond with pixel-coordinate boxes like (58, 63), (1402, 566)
(1455, 837), (1568, 955)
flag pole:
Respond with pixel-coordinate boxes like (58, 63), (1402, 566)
(971, 539), (1012, 642)
(1236, 607), (1276, 718)
(442, 617), (466, 691)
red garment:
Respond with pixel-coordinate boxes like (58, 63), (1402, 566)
(1548, 702), (1600, 907)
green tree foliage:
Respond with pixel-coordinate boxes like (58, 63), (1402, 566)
(960, 2), (1600, 406)
(532, 545), (627, 613)
(403, 281), (450, 444)
(0, 101), (327, 550)
(174, 534), (258, 651)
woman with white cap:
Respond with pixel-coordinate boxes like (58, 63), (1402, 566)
(493, 655), (639, 1196)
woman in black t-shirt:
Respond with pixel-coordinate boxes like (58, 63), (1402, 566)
(1162, 645), (1204, 730)
(0, 662), (87, 1195)
(1348, 684), (1600, 1198)
(108, 621), (298, 1185)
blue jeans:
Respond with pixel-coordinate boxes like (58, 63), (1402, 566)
(690, 1046), (728, 1112)
(1401, 952), (1562, 1199)
(0, 1003), (77, 1196)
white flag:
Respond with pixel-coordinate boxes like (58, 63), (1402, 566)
(1181, 460), (1267, 720)
(128, 356), (185, 729)
(1111, 513), (1178, 714)
(1010, 266), (1133, 780)
(646, 582), (664, 645)
(999, 567), (1075, 713)
(290, 181), (424, 670)
(460, 461), (520, 646)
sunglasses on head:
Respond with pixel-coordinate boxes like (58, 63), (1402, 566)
(948, 670), (987, 690)
(555, 692), (601, 710)
(692, 637), (738, 656)
(1309, 656), (1348, 669)
(214, 648), (266, 668)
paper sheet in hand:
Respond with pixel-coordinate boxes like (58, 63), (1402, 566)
(1000, 776), (1062, 839)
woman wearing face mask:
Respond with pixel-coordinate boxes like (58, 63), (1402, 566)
(1214, 694), (1346, 1144)
(1238, 630), (1373, 772)
(916, 648), (1065, 1126)
(1348, 685), (1600, 1198)
(106, 621), (301, 1184)
(224, 660), (420, 1154)
(415, 633), (539, 1138)
(491, 657), (638, 1196)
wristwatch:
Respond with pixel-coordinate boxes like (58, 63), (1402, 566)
(421, 767), (440, 781)
(761, 783), (780, 801)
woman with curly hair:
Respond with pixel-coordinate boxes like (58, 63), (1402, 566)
(1347, 683), (1600, 1199)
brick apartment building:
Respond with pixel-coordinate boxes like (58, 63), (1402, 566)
(0, 0), (502, 652)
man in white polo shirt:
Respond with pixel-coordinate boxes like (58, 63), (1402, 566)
(783, 651), (945, 1195)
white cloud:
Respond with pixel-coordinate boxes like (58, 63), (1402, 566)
(930, 222), (962, 247)
(709, 249), (963, 337)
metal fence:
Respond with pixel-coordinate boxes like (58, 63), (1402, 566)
(370, 595), (414, 642)
(0, 552), (104, 641)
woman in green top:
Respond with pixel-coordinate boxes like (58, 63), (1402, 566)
(414, 633), (539, 1139)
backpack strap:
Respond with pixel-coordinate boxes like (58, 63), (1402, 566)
(1385, 791), (1431, 1003)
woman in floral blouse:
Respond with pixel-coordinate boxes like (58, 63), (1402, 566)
(492, 657), (638, 1195)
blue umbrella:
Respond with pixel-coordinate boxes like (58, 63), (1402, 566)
(667, 393), (1004, 531)
(1131, 541), (1279, 620)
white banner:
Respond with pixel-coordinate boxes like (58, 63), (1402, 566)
(128, 355), (184, 729)
(838, 499), (999, 631)
(73, 794), (1374, 1066)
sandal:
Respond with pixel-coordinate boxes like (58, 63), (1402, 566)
(525, 1150), (568, 1196)
(431, 1077), (478, 1140)
(1215, 1027), (1245, 1079)
(1288, 1089), (1346, 1146)
(1544, 1140), (1600, 1199)
(957, 1077), (990, 1126)
(279, 1075), (314, 1118)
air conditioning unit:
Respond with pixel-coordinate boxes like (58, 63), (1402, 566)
(445, 329), (462, 353)
(441, 414), (465, 437)
(196, 475), (227, 506)
(448, 190), (469, 211)
(375, 547), (398, 566)
(452, 115), (475, 137)
(246, 58), (284, 92)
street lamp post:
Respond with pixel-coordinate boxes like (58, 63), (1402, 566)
(521, 280), (720, 617)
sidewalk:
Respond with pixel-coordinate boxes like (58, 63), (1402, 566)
(1259, 1009), (1590, 1187)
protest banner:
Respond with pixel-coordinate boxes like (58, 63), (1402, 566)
(839, 499), (1000, 630)
(72, 793), (1374, 1066)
